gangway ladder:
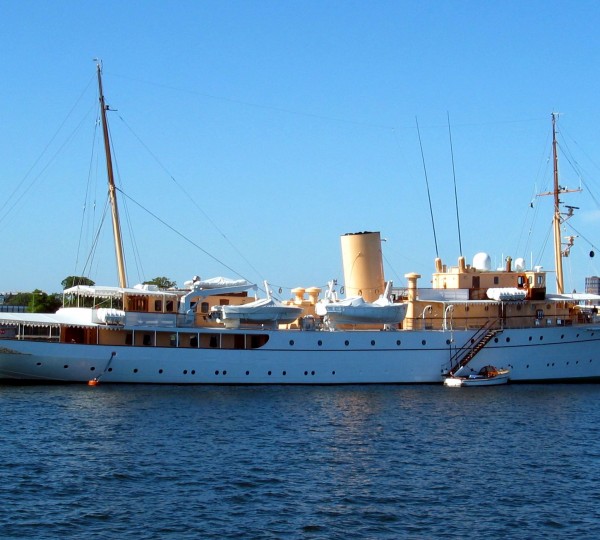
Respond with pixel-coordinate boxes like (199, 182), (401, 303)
(446, 319), (503, 376)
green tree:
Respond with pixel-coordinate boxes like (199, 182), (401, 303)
(5, 290), (61, 313)
(143, 276), (177, 289)
(61, 276), (95, 289)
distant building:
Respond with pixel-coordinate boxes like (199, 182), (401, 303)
(585, 276), (600, 295)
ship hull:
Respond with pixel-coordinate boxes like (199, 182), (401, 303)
(2, 324), (600, 384)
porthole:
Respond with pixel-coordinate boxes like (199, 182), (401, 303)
(318, 340), (323, 346)
(63, 365), (69, 369)
(268, 371), (272, 375)
(191, 370), (196, 375)
(345, 340), (349, 346)
(282, 371), (287, 376)
(90, 367), (96, 371)
(133, 368), (138, 373)
(506, 337), (510, 343)
(246, 370), (250, 375)
(36, 362), (41, 366)
(561, 335), (565, 339)
(422, 340), (426, 346)
(311, 371), (315, 375)
(526, 364), (529, 368)
(223, 370), (227, 375)
(183, 370), (188, 374)
(215, 370), (219, 375)
(371, 340), (376, 346)
(590, 359), (593, 363)
(576, 360), (579, 364)
(289, 340), (295, 346)
(446, 339), (451, 345)
(540, 336), (544, 341)
(304, 371), (308, 376)
(494, 338), (499, 343)
(396, 340), (401, 346)
(332, 371), (336, 375)
(108, 368), (113, 372)
(158, 369), (164, 374)
(528, 336), (532, 341)
(470, 338), (475, 344)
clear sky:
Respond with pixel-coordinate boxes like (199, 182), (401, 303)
(2, 0), (600, 296)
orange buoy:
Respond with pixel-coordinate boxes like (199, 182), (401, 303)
(88, 378), (100, 386)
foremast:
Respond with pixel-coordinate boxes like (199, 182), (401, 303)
(97, 62), (127, 289)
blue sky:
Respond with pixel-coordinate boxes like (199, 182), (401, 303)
(2, 0), (600, 296)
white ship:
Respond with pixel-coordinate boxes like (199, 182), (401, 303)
(1, 67), (600, 385)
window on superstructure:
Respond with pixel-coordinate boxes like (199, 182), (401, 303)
(201, 302), (209, 314)
(154, 300), (162, 312)
(494, 276), (499, 285)
(166, 301), (174, 312)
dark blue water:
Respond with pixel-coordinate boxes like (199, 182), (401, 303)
(1, 383), (599, 539)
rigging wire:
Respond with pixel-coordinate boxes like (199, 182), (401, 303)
(115, 113), (265, 283)
(415, 117), (439, 259)
(74, 111), (101, 279)
(0, 74), (96, 224)
(116, 187), (253, 284)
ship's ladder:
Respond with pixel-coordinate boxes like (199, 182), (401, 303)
(446, 319), (503, 376)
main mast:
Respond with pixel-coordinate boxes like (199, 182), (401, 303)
(551, 112), (564, 294)
(97, 63), (127, 289)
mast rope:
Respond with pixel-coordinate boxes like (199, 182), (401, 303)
(115, 187), (253, 283)
(115, 113), (264, 283)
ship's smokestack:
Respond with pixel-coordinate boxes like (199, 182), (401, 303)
(340, 231), (385, 302)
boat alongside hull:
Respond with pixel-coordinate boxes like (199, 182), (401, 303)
(2, 325), (600, 384)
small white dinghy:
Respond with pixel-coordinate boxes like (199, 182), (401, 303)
(444, 365), (510, 387)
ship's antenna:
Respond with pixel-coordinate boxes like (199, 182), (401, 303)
(447, 112), (463, 257)
(416, 117), (439, 258)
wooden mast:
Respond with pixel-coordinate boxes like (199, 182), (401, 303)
(551, 112), (564, 294)
(97, 62), (127, 289)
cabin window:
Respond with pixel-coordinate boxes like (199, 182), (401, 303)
(143, 334), (152, 346)
(220, 299), (230, 306)
(472, 276), (480, 288)
(536, 309), (544, 320)
(517, 276), (526, 287)
(493, 276), (499, 285)
(209, 335), (218, 348)
(166, 300), (174, 312)
(190, 335), (198, 347)
(201, 302), (210, 314)
(125, 333), (133, 345)
(154, 300), (162, 312)
(537, 276), (544, 286)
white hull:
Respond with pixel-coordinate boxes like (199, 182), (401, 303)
(2, 324), (600, 384)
